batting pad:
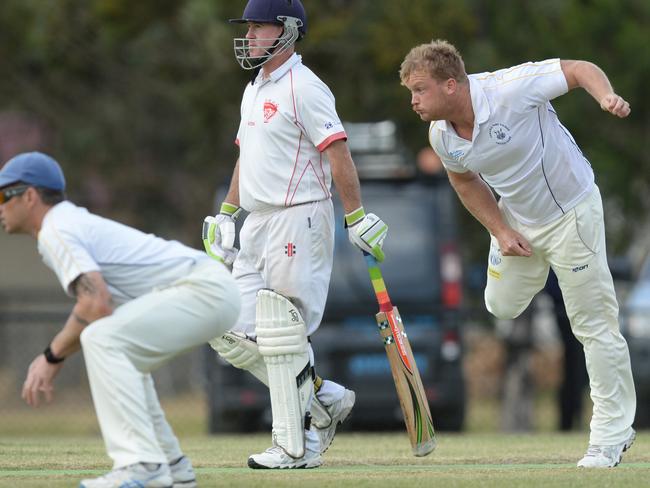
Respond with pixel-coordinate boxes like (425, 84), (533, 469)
(210, 332), (269, 384)
(256, 289), (312, 459)
(211, 331), (333, 430)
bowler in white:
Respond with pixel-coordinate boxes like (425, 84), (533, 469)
(401, 39), (636, 468)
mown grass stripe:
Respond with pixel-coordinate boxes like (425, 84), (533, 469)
(2, 463), (650, 477)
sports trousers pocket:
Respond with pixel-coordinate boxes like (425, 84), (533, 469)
(573, 187), (603, 255)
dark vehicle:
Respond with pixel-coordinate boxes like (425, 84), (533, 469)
(620, 253), (650, 428)
(205, 121), (466, 432)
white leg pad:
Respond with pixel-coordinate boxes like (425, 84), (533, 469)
(210, 331), (332, 430)
(256, 289), (312, 459)
(210, 332), (269, 385)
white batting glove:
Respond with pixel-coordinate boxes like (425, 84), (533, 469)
(345, 207), (388, 262)
(202, 202), (242, 266)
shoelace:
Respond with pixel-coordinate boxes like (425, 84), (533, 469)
(264, 446), (286, 455)
(585, 445), (617, 460)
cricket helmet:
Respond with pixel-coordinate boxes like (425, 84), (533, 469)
(230, 0), (307, 70)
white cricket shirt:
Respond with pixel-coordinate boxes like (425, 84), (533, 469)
(37, 202), (209, 304)
(236, 54), (347, 212)
(430, 59), (594, 226)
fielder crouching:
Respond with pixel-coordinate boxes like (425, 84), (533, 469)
(0, 152), (241, 488)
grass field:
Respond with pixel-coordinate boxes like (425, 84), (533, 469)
(1, 432), (648, 487)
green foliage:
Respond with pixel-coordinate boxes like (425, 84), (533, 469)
(0, 0), (648, 250)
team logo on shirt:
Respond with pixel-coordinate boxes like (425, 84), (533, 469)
(489, 123), (512, 145)
(263, 100), (279, 123)
(449, 150), (465, 161)
(285, 242), (297, 257)
(325, 121), (342, 130)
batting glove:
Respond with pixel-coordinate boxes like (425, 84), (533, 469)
(202, 202), (242, 266)
(345, 207), (388, 262)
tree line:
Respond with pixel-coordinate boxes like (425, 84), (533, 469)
(0, 0), (648, 254)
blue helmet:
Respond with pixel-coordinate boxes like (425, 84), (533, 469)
(230, 0), (307, 38)
(230, 0), (307, 70)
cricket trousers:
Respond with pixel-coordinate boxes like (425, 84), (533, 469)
(231, 200), (345, 414)
(81, 259), (240, 468)
(484, 186), (636, 445)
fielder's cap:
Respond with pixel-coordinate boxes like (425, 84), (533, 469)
(0, 152), (66, 190)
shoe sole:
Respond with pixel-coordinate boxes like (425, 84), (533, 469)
(612, 430), (637, 467)
(578, 430), (637, 468)
(247, 457), (322, 469)
(80, 483), (173, 488)
(616, 430), (637, 467)
(173, 481), (197, 488)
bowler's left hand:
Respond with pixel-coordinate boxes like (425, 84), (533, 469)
(22, 354), (64, 407)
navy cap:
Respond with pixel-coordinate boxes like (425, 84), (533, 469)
(0, 152), (66, 190)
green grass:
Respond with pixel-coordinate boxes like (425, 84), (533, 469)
(1, 432), (648, 487)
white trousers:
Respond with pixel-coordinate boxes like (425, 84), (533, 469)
(81, 259), (240, 468)
(484, 186), (636, 445)
(232, 200), (334, 337)
(232, 200), (345, 409)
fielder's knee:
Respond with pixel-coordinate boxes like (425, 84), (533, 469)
(80, 321), (101, 349)
(219, 288), (242, 332)
(485, 293), (528, 320)
(79, 317), (116, 351)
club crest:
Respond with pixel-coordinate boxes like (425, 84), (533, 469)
(263, 100), (278, 123)
(489, 123), (512, 145)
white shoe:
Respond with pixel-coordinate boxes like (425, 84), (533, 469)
(170, 456), (197, 488)
(314, 389), (355, 453)
(79, 463), (173, 488)
(577, 429), (636, 468)
(248, 445), (322, 469)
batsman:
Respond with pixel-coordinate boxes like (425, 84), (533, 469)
(202, 0), (388, 469)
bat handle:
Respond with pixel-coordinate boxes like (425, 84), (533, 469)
(362, 251), (379, 269)
(362, 251), (392, 311)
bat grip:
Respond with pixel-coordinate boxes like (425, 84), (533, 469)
(363, 251), (379, 269)
(362, 251), (392, 311)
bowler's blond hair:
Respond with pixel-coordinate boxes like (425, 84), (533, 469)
(400, 39), (468, 85)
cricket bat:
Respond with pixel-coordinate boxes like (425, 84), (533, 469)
(363, 253), (436, 457)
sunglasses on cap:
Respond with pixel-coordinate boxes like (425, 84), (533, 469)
(0, 185), (30, 204)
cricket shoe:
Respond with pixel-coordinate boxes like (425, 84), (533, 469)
(248, 445), (322, 469)
(170, 456), (197, 488)
(79, 462), (173, 488)
(314, 389), (355, 453)
(577, 429), (636, 468)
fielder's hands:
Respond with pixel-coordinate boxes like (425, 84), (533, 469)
(600, 93), (631, 118)
(345, 207), (388, 262)
(22, 354), (64, 407)
(202, 202), (242, 267)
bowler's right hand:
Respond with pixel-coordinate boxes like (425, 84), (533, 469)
(495, 228), (532, 257)
(202, 202), (242, 266)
